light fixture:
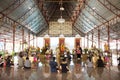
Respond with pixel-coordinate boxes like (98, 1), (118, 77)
(28, 6), (31, 10)
(75, 34), (81, 38)
(60, 6), (64, 11)
(57, 16), (65, 23)
(59, 34), (64, 38)
(92, 7), (96, 10)
(57, 0), (65, 23)
(44, 34), (49, 38)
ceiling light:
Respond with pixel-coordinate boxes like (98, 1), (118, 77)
(44, 34), (49, 38)
(28, 7), (31, 10)
(58, 16), (65, 23)
(93, 7), (96, 10)
(57, 0), (65, 23)
(75, 34), (81, 38)
(59, 34), (64, 38)
(60, 7), (64, 11)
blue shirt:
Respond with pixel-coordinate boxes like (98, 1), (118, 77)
(49, 61), (58, 72)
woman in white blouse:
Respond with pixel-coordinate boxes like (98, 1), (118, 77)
(24, 57), (31, 69)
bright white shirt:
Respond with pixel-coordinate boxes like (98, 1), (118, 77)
(18, 57), (24, 67)
(87, 60), (93, 68)
(24, 60), (31, 67)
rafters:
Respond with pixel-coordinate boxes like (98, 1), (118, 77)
(84, 7), (118, 34)
(1, 0), (26, 15)
(75, 22), (87, 32)
(72, 25), (85, 37)
(83, 1), (120, 34)
(78, 16), (93, 30)
(36, 0), (49, 24)
(98, 0), (120, 17)
(71, 0), (85, 24)
(0, 12), (35, 34)
(105, 0), (120, 11)
(85, 2), (108, 22)
(45, 3), (58, 21)
(0, 0), (18, 13)
(81, 13), (105, 35)
(80, 14), (94, 28)
(17, 7), (37, 24)
(84, 7), (103, 24)
(36, 26), (48, 36)
(25, 16), (40, 26)
(16, 4), (36, 21)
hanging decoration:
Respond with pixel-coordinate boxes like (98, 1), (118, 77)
(44, 38), (50, 48)
(104, 43), (109, 52)
(75, 34), (81, 49)
(59, 38), (65, 53)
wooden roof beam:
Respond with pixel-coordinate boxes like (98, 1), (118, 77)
(98, 0), (120, 17)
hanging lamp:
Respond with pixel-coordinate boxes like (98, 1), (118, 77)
(57, 0), (65, 23)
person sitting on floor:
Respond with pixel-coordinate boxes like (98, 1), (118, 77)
(6, 56), (12, 67)
(60, 58), (69, 73)
(49, 57), (58, 72)
(0, 55), (4, 67)
(117, 57), (120, 66)
(97, 56), (105, 67)
(24, 57), (31, 69)
(87, 57), (93, 68)
(18, 52), (24, 68)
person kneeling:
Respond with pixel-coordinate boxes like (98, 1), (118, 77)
(24, 57), (31, 69)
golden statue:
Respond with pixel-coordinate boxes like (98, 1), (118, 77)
(104, 43), (108, 51)
(60, 43), (65, 52)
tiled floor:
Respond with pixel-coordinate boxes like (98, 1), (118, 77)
(0, 60), (120, 80)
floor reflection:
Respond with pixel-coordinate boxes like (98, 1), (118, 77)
(0, 59), (120, 80)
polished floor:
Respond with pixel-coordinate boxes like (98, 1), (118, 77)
(0, 60), (120, 80)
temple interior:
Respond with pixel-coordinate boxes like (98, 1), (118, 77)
(0, 0), (120, 80)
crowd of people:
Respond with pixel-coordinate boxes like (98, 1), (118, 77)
(49, 55), (106, 74)
(0, 54), (13, 67)
(0, 52), (32, 69)
(0, 49), (120, 80)
(0, 52), (110, 70)
(0, 45), (120, 73)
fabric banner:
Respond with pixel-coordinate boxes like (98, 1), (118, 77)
(44, 38), (50, 47)
(75, 38), (81, 49)
(59, 38), (65, 53)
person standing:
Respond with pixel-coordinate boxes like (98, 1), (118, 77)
(76, 45), (82, 59)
